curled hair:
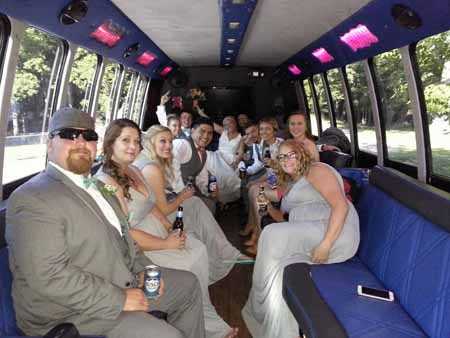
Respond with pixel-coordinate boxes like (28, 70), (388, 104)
(287, 111), (314, 140)
(142, 125), (174, 182)
(276, 139), (312, 186)
(102, 118), (142, 200)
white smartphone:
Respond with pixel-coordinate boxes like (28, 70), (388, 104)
(357, 285), (394, 302)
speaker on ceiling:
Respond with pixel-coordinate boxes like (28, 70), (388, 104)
(167, 69), (189, 88)
(59, 0), (88, 25)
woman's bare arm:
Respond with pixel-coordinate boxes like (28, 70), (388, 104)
(307, 163), (349, 262)
(140, 163), (192, 216)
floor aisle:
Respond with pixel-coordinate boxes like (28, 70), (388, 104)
(209, 205), (253, 338)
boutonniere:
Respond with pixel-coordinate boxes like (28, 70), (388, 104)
(100, 184), (118, 197)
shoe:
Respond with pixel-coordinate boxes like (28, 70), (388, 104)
(244, 231), (258, 246)
(239, 225), (253, 237)
(246, 245), (258, 257)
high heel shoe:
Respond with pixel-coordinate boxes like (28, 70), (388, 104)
(244, 231), (258, 246)
(239, 225), (253, 236)
(246, 244), (258, 257)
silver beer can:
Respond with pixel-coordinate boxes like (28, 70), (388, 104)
(144, 265), (161, 299)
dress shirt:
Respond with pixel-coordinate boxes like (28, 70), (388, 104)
(156, 105), (168, 127)
(172, 138), (209, 194)
(246, 143), (265, 175)
(49, 162), (122, 235)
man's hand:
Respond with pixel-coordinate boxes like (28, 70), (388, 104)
(123, 288), (149, 312)
(160, 91), (170, 105)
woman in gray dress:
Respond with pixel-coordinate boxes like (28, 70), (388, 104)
(135, 125), (250, 284)
(97, 119), (238, 338)
(242, 139), (360, 338)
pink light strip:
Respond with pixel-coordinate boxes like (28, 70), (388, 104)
(340, 24), (379, 52)
(312, 48), (334, 63)
(288, 64), (302, 76)
(136, 52), (156, 67)
(90, 21), (123, 48)
(160, 66), (173, 77)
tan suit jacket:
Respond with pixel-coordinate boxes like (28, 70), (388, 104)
(5, 165), (151, 335)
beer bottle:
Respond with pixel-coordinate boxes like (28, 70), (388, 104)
(186, 176), (194, 190)
(208, 173), (217, 193)
(257, 185), (268, 216)
(172, 206), (184, 232)
(264, 148), (271, 168)
(238, 161), (247, 180)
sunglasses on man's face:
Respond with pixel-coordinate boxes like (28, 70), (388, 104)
(50, 128), (99, 142)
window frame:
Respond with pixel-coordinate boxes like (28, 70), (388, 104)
(0, 21), (67, 197)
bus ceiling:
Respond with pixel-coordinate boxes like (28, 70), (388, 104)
(0, 0), (449, 79)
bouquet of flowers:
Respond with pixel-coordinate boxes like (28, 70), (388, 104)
(187, 88), (206, 101)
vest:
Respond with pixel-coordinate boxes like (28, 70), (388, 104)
(179, 137), (207, 184)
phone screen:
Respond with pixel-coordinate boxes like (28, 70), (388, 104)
(361, 286), (390, 299)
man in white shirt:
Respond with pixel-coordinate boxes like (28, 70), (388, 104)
(172, 117), (217, 213)
(6, 107), (204, 338)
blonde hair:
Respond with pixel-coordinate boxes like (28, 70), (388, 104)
(142, 125), (174, 182)
(276, 139), (312, 186)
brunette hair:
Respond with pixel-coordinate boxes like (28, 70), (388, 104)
(258, 117), (279, 132)
(276, 139), (312, 186)
(286, 111), (314, 140)
(102, 118), (142, 200)
(141, 125), (174, 182)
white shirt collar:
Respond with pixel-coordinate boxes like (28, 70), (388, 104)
(49, 161), (91, 189)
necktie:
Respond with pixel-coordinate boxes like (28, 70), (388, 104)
(83, 176), (98, 189)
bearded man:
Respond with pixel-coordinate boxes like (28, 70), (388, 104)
(6, 107), (205, 338)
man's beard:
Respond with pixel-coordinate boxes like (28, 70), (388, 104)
(66, 149), (93, 175)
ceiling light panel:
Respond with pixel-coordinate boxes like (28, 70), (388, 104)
(219, 0), (259, 66)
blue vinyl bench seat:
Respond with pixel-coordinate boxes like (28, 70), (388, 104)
(283, 166), (450, 338)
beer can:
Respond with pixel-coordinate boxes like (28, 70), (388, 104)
(144, 265), (161, 299)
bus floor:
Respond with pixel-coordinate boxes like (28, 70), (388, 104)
(210, 203), (253, 338)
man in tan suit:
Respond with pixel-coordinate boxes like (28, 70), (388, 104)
(5, 107), (205, 338)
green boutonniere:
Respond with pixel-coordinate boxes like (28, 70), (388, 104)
(99, 184), (118, 197)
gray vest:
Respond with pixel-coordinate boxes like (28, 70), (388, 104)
(180, 137), (207, 184)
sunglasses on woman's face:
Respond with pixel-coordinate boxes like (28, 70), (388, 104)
(277, 151), (298, 162)
(50, 128), (99, 142)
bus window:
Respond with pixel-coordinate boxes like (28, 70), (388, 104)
(416, 31), (450, 178)
(312, 74), (331, 130)
(116, 69), (135, 119)
(327, 68), (350, 139)
(130, 76), (148, 125)
(346, 61), (377, 154)
(67, 47), (98, 111)
(4, 27), (63, 184)
(374, 49), (417, 166)
(96, 62), (120, 147)
(303, 79), (319, 135)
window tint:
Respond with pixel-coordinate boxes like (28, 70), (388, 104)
(67, 47), (98, 111)
(327, 68), (350, 139)
(346, 61), (377, 154)
(130, 76), (148, 124)
(117, 69), (135, 119)
(4, 27), (63, 184)
(303, 80), (318, 135)
(374, 49), (416, 165)
(416, 31), (450, 178)
(96, 62), (119, 147)
(312, 74), (331, 130)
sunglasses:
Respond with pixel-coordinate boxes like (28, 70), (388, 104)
(50, 128), (99, 142)
(277, 151), (298, 162)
